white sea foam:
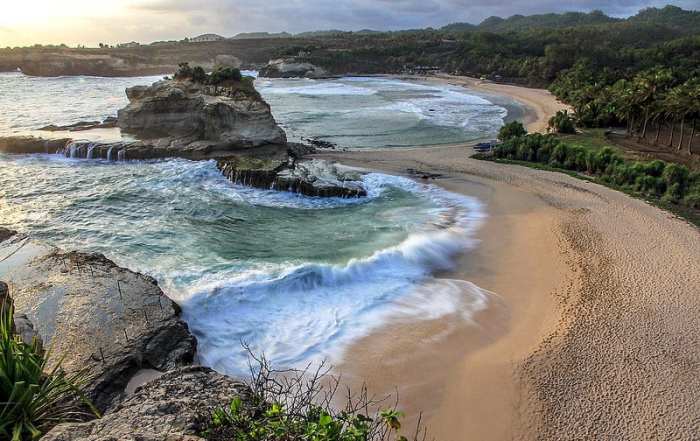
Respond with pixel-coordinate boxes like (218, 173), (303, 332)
(179, 174), (488, 375)
(262, 81), (377, 96)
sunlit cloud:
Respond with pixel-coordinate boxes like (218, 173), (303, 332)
(0, 0), (697, 47)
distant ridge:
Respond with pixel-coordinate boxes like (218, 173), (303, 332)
(231, 32), (293, 39)
(441, 5), (699, 34)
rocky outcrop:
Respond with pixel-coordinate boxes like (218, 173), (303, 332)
(0, 236), (196, 411)
(43, 366), (250, 441)
(117, 78), (287, 149)
(39, 117), (118, 132)
(0, 227), (16, 243)
(0, 136), (288, 161)
(0, 136), (71, 155)
(259, 58), (329, 78)
(217, 157), (367, 198)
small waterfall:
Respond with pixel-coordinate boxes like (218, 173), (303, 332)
(117, 149), (126, 161)
(69, 143), (78, 158)
(107, 146), (113, 161)
(86, 143), (95, 160)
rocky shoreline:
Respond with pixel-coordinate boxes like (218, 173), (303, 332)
(0, 229), (255, 440)
(0, 75), (368, 199)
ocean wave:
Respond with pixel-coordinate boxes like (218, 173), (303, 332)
(262, 81), (377, 96)
(179, 178), (487, 375)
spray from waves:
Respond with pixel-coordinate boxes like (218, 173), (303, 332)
(179, 174), (487, 376)
(261, 81), (377, 96)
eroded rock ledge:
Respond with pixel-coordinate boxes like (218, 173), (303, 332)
(43, 366), (249, 441)
(217, 157), (367, 198)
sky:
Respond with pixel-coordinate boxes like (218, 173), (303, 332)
(0, 0), (698, 47)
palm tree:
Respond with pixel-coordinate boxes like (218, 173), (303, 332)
(631, 68), (674, 142)
(664, 87), (684, 150)
(610, 79), (636, 136)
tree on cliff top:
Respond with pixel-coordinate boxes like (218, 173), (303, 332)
(173, 62), (243, 86)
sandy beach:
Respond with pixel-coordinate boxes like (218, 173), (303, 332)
(315, 79), (700, 440)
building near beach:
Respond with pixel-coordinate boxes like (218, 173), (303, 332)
(190, 34), (226, 43)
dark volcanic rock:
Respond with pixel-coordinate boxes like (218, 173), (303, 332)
(39, 118), (118, 132)
(43, 366), (249, 441)
(0, 238), (196, 412)
(0, 227), (16, 243)
(217, 157), (367, 198)
(0, 136), (71, 154)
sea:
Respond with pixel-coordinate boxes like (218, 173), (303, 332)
(0, 71), (510, 374)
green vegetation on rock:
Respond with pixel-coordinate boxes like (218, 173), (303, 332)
(0, 295), (97, 441)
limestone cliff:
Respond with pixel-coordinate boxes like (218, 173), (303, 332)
(259, 58), (329, 79)
(117, 78), (287, 149)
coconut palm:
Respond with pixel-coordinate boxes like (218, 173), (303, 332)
(630, 68), (674, 141)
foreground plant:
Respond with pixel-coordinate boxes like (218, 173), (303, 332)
(205, 345), (426, 441)
(0, 299), (97, 440)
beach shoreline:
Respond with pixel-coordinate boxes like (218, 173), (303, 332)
(315, 129), (699, 438)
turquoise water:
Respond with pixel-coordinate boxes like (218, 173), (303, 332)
(0, 72), (495, 374)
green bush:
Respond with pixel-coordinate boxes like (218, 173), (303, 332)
(0, 300), (96, 440)
(488, 133), (700, 210)
(191, 66), (208, 84)
(174, 62), (194, 80)
(209, 67), (243, 85)
(548, 110), (576, 134)
(498, 121), (527, 141)
(204, 350), (422, 441)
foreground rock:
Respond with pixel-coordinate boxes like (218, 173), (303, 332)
(0, 234), (196, 411)
(259, 58), (328, 78)
(43, 366), (249, 441)
(118, 78), (287, 149)
(217, 157), (367, 198)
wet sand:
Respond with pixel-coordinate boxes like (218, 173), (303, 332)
(316, 137), (699, 439)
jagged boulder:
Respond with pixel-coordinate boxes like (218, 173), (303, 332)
(117, 79), (287, 149)
(259, 58), (328, 79)
(217, 157), (367, 198)
(0, 237), (196, 412)
(42, 366), (250, 441)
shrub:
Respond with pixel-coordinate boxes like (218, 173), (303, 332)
(0, 299), (96, 440)
(498, 121), (527, 141)
(662, 163), (690, 201)
(209, 67), (243, 85)
(683, 191), (700, 208)
(548, 110), (576, 134)
(487, 132), (699, 218)
(191, 66), (208, 84)
(205, 348), (426, 441)
(174, 62), (194, 80)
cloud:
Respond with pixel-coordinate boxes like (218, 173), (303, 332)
(1, 0), (697, 46)
(123, 0), (698, 34)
